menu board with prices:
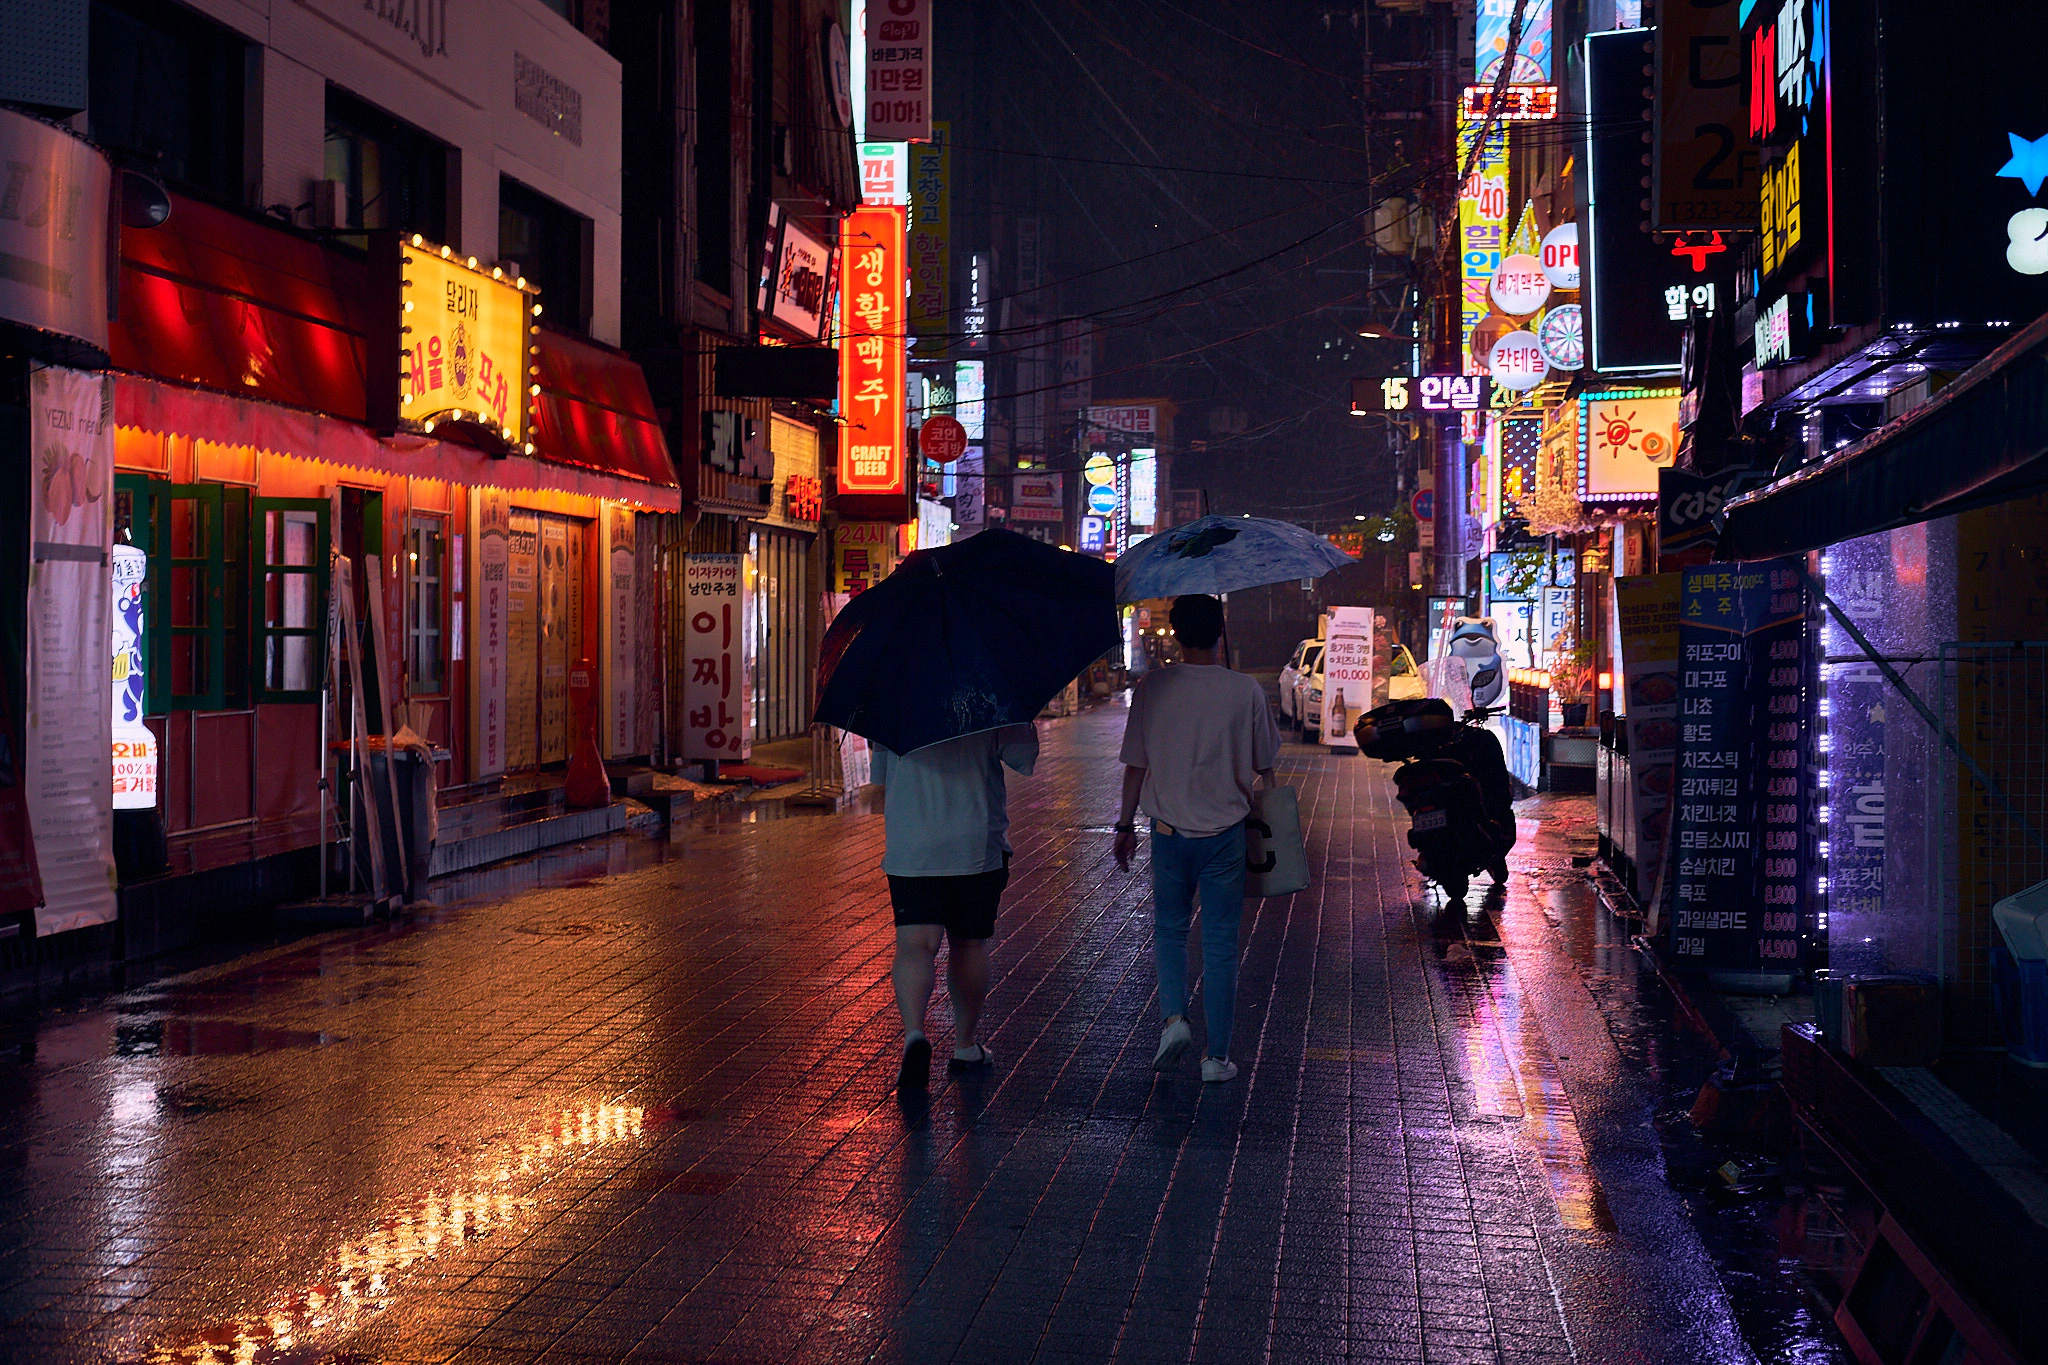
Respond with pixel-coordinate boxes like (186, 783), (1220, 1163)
(1669, 558), (1810, 970)
(1750, 563), (1812, 971)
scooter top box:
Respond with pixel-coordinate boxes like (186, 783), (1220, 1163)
(1354, 699), (1457, 762)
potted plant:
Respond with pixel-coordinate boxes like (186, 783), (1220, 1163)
(1553, 642), (1595, 727)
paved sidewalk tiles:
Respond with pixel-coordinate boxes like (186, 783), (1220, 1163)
(0, 706), (1751, 1364)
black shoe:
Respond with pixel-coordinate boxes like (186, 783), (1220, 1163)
(897, 1037), (932, 1092)
(1489, 860), (1510, 882)
(947, 1043), (994, 1073)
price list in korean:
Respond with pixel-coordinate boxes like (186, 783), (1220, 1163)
(1670, 562), (1810, 970)
(1671, 565), (1756, 967)
(1748, 561), (1810, 970)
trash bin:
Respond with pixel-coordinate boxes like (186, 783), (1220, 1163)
(1992, 877), (2048, 1067)
(356, 746), (432, 903)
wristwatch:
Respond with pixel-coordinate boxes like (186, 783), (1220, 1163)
(1114, 822), (1135, 833)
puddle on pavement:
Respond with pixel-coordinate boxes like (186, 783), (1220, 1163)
(109, 1098), (663, 1365)
(114, 1019), (337, 1057)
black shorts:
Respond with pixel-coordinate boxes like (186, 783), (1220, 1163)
(889, 857), (1010, 940)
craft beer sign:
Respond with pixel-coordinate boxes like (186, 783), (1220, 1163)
(837, 206), (908, 497)
(395, 235), (535, 447)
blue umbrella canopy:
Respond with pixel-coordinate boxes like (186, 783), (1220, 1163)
(1114, 515), (1355, 603)
(815, 528), (1118, 754)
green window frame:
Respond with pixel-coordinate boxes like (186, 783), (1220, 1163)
(167, 482), (227, 710)
(114, 477), (252, 712)
(252, 498), (330, 703)
(113, 474), (167, 716)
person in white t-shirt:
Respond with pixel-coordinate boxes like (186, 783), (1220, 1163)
(871, 724), (1039, 1092)
(1113, 595), (1280, 1084)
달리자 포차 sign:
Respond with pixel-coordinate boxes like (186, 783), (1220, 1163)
(399, 237), (534, 446)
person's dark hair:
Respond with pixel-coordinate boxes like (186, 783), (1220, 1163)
(1170, 594), (1225, 650)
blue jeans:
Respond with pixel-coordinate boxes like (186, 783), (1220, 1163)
(1151, 823), (1246, 1059)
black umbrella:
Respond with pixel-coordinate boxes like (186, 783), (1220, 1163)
(815, 528), (1118, 754)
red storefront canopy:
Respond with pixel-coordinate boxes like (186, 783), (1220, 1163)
(110, 195), (677, 507)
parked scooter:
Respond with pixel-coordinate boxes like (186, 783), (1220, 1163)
(1354, 698), (1513, 904)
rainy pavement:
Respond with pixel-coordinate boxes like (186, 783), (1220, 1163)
(0, 704), (1822, 1364)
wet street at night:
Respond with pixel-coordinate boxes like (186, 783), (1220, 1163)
(0, 706), (1824, 1364)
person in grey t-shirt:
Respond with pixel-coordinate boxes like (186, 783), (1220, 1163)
(1114, 595), (1279, 1085)
(871, 724), (1038, 1092)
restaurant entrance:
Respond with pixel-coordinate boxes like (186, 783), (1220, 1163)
(504, 511), (588, 768)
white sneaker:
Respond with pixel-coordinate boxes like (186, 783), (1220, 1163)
(1201, 1057), (1238, 1084)
(1153, 1018), (1192, 1070)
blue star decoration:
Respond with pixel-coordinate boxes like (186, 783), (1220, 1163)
(1997, 131), (2048, 197)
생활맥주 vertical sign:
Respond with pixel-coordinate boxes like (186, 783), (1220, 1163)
(838, 206), (907, 499)
(1669, 560), (1809, 972)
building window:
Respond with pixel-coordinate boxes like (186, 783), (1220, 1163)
(114, 474), (250, 713)
(324, 87), (448, 240)
(693, 0), (732, 290)
(254, 500), (330, 702)
(88, 0), (247, 201)
(500, 177), (592, 334)
(408, 516), (447, 695)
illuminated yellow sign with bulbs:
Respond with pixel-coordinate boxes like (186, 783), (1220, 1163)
(399, 234), (538, 450)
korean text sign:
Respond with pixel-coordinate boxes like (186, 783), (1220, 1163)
(1352, 375), (1492, 413)
(1458, 112), (1510, 374)
(1669, 559), (1809, 971)
(864, 0), (930, 142)
(834, 521), (897, 595)
(838, 206), (907, 496)
(683, 555), (753, 762)
(402, 244), (530, 442)
(1321, 608), (1375, 749)
(908, 124), (949, 338)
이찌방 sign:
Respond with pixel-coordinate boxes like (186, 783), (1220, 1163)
(837, 206), (908, 497)
(682, 554), (753, 762)
(400, 237), (533, 446)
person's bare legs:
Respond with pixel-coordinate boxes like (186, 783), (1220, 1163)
(947, 935), (991, 1052)
(893, 925), (945, 1043)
